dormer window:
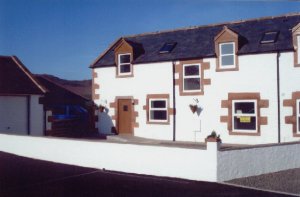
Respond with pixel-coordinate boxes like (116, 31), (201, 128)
(219, 42), (235, 69)
(118, 53), (132, 76)
(214, 26), (239, 72)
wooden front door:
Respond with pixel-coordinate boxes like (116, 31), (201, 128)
(118, 99), (132, 134)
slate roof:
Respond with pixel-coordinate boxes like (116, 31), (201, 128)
(35, 75), (89, 105)
(92, 13), (300, 68)
(0, 56), (46, 95)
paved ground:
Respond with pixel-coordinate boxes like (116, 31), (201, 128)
(227, 168), (300, 195)
(0, 151), (292, 197)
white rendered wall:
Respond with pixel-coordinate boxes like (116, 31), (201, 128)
(279, 52), (300, 142)
(0, 96), (27, 135)
(217, 142), (300, 181)
(175, 53), (279, 144)
(29, 95), (44, 136)
(0, 134), (218, 182)
(94, 52), (299, 144)
(94, 62), (174, 140)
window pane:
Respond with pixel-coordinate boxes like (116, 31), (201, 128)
(120, 55), (130, 64)
(184, 65), (199, 76)
(159, 42), (176, 53)
(150, 110), (167, 120)
(221, 55), (234, 66)
(234, 116), (256, 130)
(184, 78), (201, 90)
(151, 100), (166, 108)
(261, 32), (278, 44)
(120, 64), (131, 73)
(221, 43), (234, 55)
(234, 102), (255, 114)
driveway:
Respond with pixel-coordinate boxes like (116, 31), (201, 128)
(0, 151), (292, 197)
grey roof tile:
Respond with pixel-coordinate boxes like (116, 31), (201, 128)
(92, 14), (300, 68)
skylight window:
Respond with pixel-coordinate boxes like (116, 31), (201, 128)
(159, 42), (177, 53)
(260, 32), (279, 44)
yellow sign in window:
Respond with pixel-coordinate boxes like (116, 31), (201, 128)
(239, 116), (251, 123)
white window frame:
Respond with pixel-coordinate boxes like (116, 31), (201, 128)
(148, 98), (168, 123)
(232, 100), (257, 133)
(297, 99), (300, 133)
(183, 64), (201, 93)
(297, 35), (300, 64)
(118, 53), (132, 76)
(219, 42), (236, 69)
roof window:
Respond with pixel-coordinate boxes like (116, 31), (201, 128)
(159, 42), (177, 53)
(260, 32), (279, 44)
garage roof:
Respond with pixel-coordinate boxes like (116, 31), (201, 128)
(0, 56), (46, 95)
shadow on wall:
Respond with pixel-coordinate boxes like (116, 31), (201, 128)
(98, 108), (115, 135)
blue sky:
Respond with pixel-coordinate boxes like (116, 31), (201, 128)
(0, 0), (300, 80)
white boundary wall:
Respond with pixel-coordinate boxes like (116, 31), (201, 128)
(0, 134), (299, 182)
(217, 142), (300, 181)
(0, 134), (218, 182)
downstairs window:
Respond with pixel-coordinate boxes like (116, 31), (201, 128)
(149, 99), (168, 123)
(232, 100), (257, 133)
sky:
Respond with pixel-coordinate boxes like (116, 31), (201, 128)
(0, 0), (300, 80)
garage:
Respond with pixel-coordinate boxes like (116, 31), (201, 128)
(0, 56), (46, 136)
(0, 96), (28, 135)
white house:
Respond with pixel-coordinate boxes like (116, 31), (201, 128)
(0, 56), (46, 136)
(91, 13), (300, 145)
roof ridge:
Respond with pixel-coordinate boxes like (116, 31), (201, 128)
(124, 12), (300, 38)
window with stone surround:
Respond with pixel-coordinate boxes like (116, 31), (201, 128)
(221, 93), (268, 136)
(283, 92), (300, 137)
(183, 64), (201, 92)
(143, 94), (174, 125)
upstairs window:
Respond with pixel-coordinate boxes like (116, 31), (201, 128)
(149, 99), (168, 123)
(232, 100), (257, 133)
(260, 32), (278, 44)
(118, 53), (132, 76)
(219, 42), (235, 69)
(159, 42), (176, 54)
(183, 64), (201, 92)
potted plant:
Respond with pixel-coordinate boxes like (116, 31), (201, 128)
(205, 130), (222, 143)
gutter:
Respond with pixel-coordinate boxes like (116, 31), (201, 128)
(172, 61), (176, 141)
(276, 51), (281, 143)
